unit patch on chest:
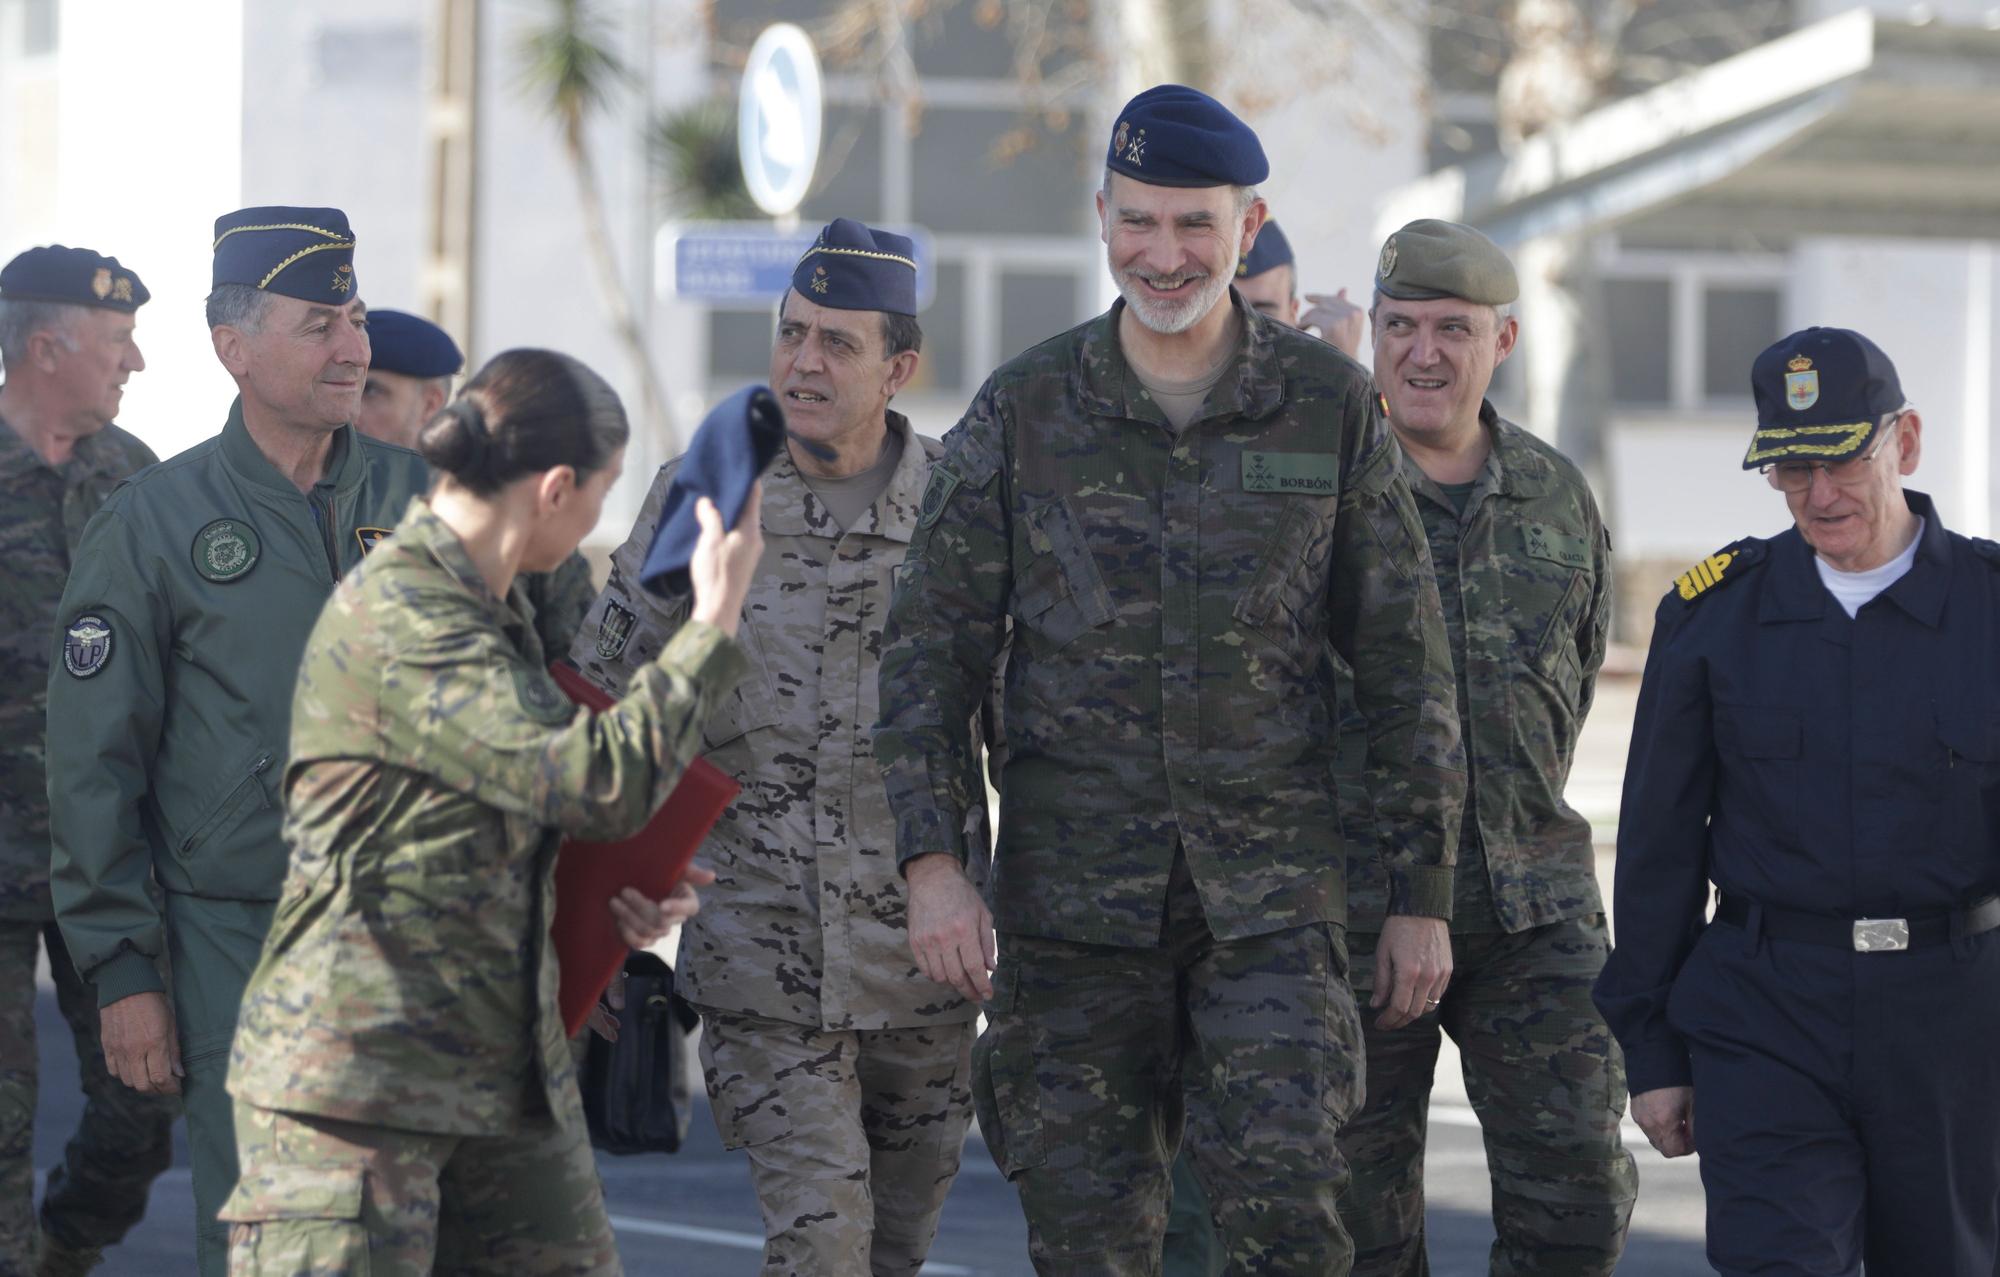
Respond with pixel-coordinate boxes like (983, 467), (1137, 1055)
(192, 518), (260, 583)
(595, 600), (638, 661)
(355, 526), (393, 555)
(1242, 451), (1337, 494)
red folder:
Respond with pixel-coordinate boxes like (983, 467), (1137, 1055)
(548, 660), (738, 1037)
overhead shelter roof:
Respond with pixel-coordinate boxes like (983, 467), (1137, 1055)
(1377, 9), (2000, 246)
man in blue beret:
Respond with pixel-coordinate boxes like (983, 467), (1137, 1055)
(352, 307), (462, 450)
(44, 207), (428, 1275)
(570, 218), (994, 1275)
(1597, 328), (2000, 1274)
(0, 246), (177, 1276)
(1232, 217), (1369, 366)
(879, 84), (1464, 1273)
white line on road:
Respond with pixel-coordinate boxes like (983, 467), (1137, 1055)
(606, 1215), (976, 1275)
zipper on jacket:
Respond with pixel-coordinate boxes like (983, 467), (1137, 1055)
(179, 752), (273, 856)
(309, 489), (341, 580)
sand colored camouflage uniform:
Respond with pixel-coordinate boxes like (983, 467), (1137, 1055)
(876, 295), (1465, 1274)
(0, 416), (178, 1272)
(569, 413), (984, 1275)
(219, 498), (742, 1272)
(1338, 405), (1637, 1276)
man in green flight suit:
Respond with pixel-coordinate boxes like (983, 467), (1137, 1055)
(45, 207), (429, 1276)
(0, 246), (178, 1277)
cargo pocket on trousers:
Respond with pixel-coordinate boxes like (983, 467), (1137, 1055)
(218, 1164), (370, 1276)
(1318, 927), (1365, 1127)
(971, 966), (1047, 1179)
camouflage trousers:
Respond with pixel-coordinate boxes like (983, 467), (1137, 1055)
(1337, 915), (1638, 1277)
(0, 918), (178, 1272)
(221, 1100), (619, 1276)
(976, 854), (1363, 1276)
(698, 1008), (975, 1276)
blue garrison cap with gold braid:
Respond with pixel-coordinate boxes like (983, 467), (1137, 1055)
(1, 246), (150, 312)
(790, 219), (918, 316)
(211, 206), (357, 304)
(1106, 85), (1268, 189)
(1238, 221), (1294, 279)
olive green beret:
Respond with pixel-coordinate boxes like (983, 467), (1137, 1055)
(1373, 219), (1518, 305)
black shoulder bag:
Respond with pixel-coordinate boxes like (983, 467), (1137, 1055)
(580, 951), (702, 1155)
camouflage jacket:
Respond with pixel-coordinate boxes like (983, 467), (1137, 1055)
(46, 400), (430, 1007)
(0, 415), (157, 921)
(519, 551), (597, 660)
(1346, 404), (1613, 934)
(228, 499), (742, 1135)
(877, 295), (1464, 948)
(569, 413), (991, 1030)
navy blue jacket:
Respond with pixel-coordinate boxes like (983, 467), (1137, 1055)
(1595, 491), (2000, 1093)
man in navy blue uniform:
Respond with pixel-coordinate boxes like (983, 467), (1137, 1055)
(1594, 326), (2000, 1276)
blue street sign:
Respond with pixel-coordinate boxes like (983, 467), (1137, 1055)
(667, 223), (938, 310)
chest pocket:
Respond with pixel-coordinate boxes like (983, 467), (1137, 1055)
(701, 611), (782, 750)
(1934, 707), (2000, 790)
(1714, 705), (1802, 838)
(1523, 522), (1593, 703)
(1233, 502), (1335, 672)
(1010, 498), (1115, 650)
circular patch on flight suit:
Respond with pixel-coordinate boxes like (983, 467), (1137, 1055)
(191, 518), (261, 583)
(62, 613), (114, 678)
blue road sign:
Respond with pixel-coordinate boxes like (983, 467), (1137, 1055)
(667, 223), (937, 310)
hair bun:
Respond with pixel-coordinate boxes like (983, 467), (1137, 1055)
(419, 396), (492, 477)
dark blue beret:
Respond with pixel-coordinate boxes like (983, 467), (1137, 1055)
(0, 245), (149, 312)
(1238, 221), (1294, 279)
(1106, 85), (1268, 189)
(640, 386), (787, 595)
(366, 309), (464, 379)
(212, 206), (356, 304)
(1744, 327), (1905, 469)
(790, 219), (918, 316)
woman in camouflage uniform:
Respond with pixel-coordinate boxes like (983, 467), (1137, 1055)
(217, 348), (763, 1274)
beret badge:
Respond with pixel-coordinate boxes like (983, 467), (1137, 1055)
(1378, 238), (1398, 280)
(91, 268), (113, 299)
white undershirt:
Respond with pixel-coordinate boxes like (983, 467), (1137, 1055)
(1814, 518), (1924, 618)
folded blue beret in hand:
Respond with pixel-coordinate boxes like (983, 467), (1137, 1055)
(640, 386), (787, 595)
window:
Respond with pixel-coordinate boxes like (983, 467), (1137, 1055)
(1702, 286), (1780, 401)
(1604, 277), (1673, 407)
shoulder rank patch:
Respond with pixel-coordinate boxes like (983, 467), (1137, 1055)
(63, 614), (114, 678)
(355, 526), (392, 555)
(916, 466), (961, 531)
(1674, 541), (1756, 603)
(595, 600), (638, 661)
(192, 518), (260, 583)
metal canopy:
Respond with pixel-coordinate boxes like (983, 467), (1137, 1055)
(1377, 9), (2000, 247)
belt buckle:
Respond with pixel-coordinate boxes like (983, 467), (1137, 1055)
(1852, 918), (1910, 952)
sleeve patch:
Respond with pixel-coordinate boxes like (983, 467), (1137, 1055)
(63, 614), (114, 678)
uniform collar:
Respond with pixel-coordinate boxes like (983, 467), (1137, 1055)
(760, 410), (925, 541)
(395, 497), (541, 641)
(0, 407), (127, 482)
(1074, 289), (1285, 427)
(218, 396), (363, 495)
(1400, 402), (1555, 515)
(1760, 489), (1951, 628)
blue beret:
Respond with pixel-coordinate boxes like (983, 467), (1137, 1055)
(1106, 85), (1268, 189)
(212, 206), (356, 304)
(1743, 327), (1905, 470)
(1237, 221), (1294, 279)
(0, 245), (149, 312)
(640, 386), (787, 595)
(366, 309), (463, 379)
(791, 219), (918, 316)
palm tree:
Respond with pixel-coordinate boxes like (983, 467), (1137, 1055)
(518, 0), (675, 447)
(649, 98), (759, 221)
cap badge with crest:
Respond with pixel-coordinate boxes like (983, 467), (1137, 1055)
(1378, 238), (1398, 281)
(1784, 354), (1818, 411)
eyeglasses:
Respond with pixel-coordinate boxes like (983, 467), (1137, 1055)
(1761, 415), (1906, 493)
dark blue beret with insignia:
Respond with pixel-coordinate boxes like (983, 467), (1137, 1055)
(1744, 327), (1904, 469)
(790, 218), (918, 317)
(212, 206), (357, 304)
(1238, 220), (1294, 278)
(1106, 84), (1269, 189)
(640, 385), (787, 595)
(0, 245), (150, 312)
(365, 309), (464, 379)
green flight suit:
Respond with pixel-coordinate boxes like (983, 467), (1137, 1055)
(45, 399), (428, 1276)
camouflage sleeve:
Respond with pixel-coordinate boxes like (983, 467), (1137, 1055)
(1574, 492), (1615, 726)
(46, 507), (172, 1007)
(373, 614), (745, 842)
(523, 551), (599, 659)
(1326, 383), (1465, 918)
(876, 382), (1013, 871)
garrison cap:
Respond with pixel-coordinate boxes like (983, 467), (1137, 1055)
(0, 245), (149, 311)
(791, 218), (918, 316)
(1106, 85), (1269, 189)
(1374, 219), (1518, 305)
(1743, 327), (1904, 470)
(640, 385), (787, 596)
(211, 206), (357, 304)
(365, 309), (464, 379)
(1238, 221), (1294, 279)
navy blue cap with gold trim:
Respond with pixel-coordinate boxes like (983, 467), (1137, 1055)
(0, 245), (150, 312)
(1743, 326), (1904, 469)
(1106, 85), (1268, 189)
(1238, 221), (1293, 279)
(791, 219), (918, 316)
(212, 206), (357, 304)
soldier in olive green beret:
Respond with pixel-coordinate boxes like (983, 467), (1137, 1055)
(1334, 218), (1639, 1273)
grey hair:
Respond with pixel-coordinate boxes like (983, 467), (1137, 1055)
(0, 298), (82, 372)
(204, 283), (273, 334)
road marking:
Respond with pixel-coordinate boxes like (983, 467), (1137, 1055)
(607, 1215), (976, 1275)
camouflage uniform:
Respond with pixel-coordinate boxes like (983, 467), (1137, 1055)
(1337, 405), (1637, 1276)
(877, 295), (1465, 1274)
(0, 416), (178, 1272)
(569, 414), (984, 1275)
(521, 551), (597, 662)
(220, 498), (743, 1272)
(45, 404), (430, 1275)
